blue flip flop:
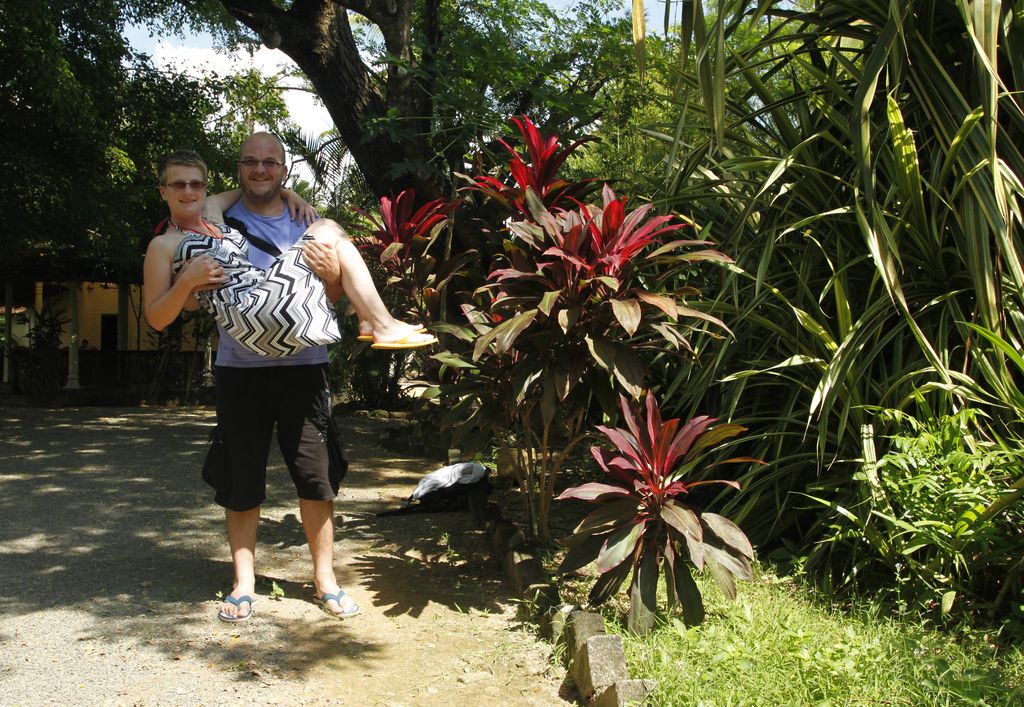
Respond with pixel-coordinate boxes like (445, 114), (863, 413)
(318, 589), (360, 619)
(218, 594), (255, 623)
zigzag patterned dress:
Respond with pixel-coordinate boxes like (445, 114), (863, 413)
(172, 226), (341, 357)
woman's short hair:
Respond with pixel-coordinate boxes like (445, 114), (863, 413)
(158, 150), (208, 185)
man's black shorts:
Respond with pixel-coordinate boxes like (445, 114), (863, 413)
(207, 364), (346, 511)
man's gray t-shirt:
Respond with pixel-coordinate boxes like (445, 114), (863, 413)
(217, 202), (327, 368)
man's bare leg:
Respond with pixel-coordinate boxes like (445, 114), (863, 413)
(221, 507), (259, 619)
(299, 497), (358, 615)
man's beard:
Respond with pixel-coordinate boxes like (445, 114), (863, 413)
(243, 181), (282, 204)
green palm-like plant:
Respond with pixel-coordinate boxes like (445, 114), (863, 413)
(557, 393), (761, 633)
(645, 0), (1024, 564)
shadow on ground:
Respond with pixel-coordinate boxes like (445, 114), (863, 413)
(0, 406), (524, 682)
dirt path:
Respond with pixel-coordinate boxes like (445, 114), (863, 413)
(0, 406), (568, 706)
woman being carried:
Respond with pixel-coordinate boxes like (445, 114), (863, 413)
(143, 150), (435, 355)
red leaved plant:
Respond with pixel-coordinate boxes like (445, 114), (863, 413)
(469, 115), (598, 218)
(442, 119), (733, 543)
(352, 189), (465, 321)
(355, 189), (458, 274)
(557, 393), (762, 633)
(489, 185), (726, 327)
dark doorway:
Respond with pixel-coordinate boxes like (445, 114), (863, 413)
(101, 315), (117, 352)
(98, 314), (118, 383)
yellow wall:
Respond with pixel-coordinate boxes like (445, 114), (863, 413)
(45, 282), (212, 352)
(79, 282), (117, 349)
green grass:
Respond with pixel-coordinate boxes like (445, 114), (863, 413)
(591, 568), (1023, 706)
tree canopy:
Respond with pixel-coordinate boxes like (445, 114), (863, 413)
(2, 0), (642, 278)
(129, 0), (633, 203)
(0, 0), (296, 284)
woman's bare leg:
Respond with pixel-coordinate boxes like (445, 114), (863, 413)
(307, 220), (432, 344)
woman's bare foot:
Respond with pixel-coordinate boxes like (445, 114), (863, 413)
(370, 321), (436, 349)
(357, 320), (430, 344)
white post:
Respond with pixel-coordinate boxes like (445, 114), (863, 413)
(203, 339), (214, 386)
(65, 281), (81, 390)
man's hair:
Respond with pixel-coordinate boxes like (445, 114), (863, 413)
(158, 150), (209, 185)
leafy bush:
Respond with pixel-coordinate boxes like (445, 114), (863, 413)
(649, 0), (1024, 565)
(557, 392), (760, 633)
(337, 189), (464, 409)
(17, 305), (66, 397)
(26, 305), (65, 351)
(807, 409), (1024, 624)
(436, 118), (731, 541)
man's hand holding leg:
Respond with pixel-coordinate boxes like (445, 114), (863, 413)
(303, 239), (345, 303)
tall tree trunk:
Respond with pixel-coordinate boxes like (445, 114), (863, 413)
(221, 0), (444, 200)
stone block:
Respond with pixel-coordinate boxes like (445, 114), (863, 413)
(490, 520), (524, 561)
(503, 550), (547, 594)
(522, 582), (560, 614)
(564, 610), (606, 657)
(539, 604), (575, 642)
(591, 679), (656, 707)
(571, 634), (628, 701)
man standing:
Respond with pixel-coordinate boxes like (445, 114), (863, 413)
(214, 132), (359, 622)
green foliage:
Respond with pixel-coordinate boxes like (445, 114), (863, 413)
(140, 307), (212, 402)
(122, 0), (238, 43)
(649, 0), (1024, 564)
(806, 409), (1024, 625)
(0, 0), (243, 283)
(351, 189), (464, 323)
(295, 130), (377, 217)
(557, 393), (758, 633)
(16, 305), (67, 397)
(0, 0), (129, 279)
(326, 189), (465, 411)
(209, 68), (301, 153)
(27, 306), (67, 351)
(425, 0), (635, 176)
(348, 348), (407, 410)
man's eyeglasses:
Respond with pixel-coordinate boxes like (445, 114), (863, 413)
(164, 180), (207, 191)
(238, 158), (286, 170)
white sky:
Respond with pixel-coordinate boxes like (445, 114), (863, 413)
(124, 0), (611, 141)
(125, 25), (334, 139)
